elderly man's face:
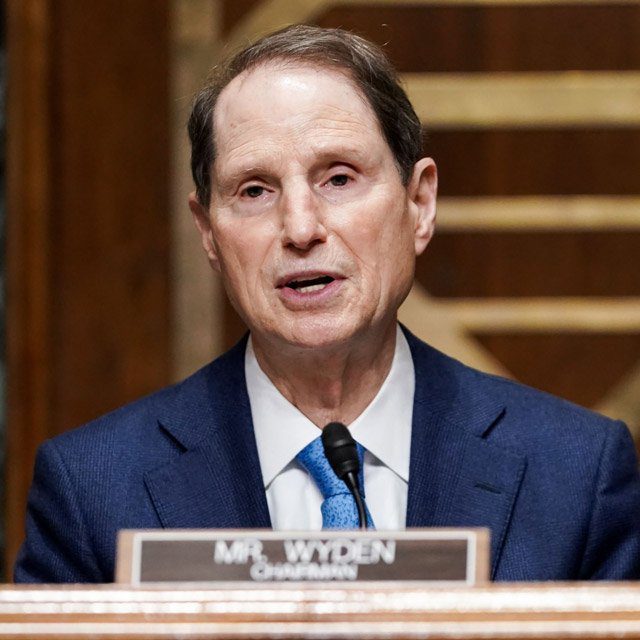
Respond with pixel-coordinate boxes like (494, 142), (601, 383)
(191, 63), (436, 351)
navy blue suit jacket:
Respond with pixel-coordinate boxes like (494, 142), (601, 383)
(14, 330), (640, 583)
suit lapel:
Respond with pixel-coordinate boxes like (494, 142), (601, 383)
(404, 329), (526, 577)
(144, 337), (272, 529)
(142, 327), (525, 574)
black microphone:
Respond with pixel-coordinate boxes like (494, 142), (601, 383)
(321, 421), (368, 529)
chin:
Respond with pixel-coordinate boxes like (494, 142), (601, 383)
(274, 317), (363, 352)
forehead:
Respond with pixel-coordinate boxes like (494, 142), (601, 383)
(212, 62), (385, 168)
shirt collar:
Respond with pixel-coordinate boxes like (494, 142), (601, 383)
(349, 327), (414, 483)
(245, 325), (415, 488)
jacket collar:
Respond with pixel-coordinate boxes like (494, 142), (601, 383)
(145, 328), (526, 577)
(144, 336), (272, 530)
(403, 327), (526, 578)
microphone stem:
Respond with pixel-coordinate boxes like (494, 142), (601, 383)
(353, 489), (367, 530)
(345, 471), (368, 530)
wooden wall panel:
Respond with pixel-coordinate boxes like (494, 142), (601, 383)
(419, 233), (640, 298)
(5, 0), (55, 578)
(475, 334), (640, 409)
(50, 1), (171, 428)
(222, 0), (262, 35)
(317, 4), (640, 72)
(430, 130), (640, 197)
(213, 0), (640, 443)
(6, 0), (172, 575)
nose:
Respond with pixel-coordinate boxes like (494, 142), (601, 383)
(280, 182), (327, 251)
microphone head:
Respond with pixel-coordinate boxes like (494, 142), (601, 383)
(321, 421), (359, 480)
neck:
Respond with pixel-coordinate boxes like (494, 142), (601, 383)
(252, 322), (398, 428)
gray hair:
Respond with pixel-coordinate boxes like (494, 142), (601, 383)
(188, 24), (423, 206)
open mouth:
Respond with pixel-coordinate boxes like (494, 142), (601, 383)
(285, 275), (335, 293)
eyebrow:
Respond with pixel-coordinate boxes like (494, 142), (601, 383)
(214, 165), (271, 194)
(214, 143), (373, 193)
(309, 144), (370, 165)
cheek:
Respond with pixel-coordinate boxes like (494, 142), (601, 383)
(213, 217), (278, 295)
(214, 213), (261, 261)
(337, 193), (412, 270)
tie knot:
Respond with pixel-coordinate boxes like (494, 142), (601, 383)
(296, 435), (365, 499)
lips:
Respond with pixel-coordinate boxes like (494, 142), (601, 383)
(276, 271), (342, 295)
(286, 275), (334, 292)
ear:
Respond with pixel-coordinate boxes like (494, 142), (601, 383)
(407, 157), (438, 256)
(189, 192), (221, 272)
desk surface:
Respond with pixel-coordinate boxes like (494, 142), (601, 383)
(0, 582), (640, 638)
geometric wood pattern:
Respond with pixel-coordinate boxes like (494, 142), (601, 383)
(199, 0), (640, 446)
(404, 73), (640, 128)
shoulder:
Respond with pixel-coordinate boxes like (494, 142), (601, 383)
(404, 327), (627, 455)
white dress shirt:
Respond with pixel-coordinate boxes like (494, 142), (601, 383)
(245, 325), (415, 530)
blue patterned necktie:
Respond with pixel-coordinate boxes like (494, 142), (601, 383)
(296, 436), (375, 529)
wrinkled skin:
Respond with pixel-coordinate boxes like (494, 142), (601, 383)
(190, 62), (437, 424)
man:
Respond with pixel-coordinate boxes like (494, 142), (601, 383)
(15, 25), (640, 583)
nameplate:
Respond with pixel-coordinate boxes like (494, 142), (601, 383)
(116, 529), (489, 585)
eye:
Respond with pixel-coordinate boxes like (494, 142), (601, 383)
(242, 185), (265, 198)
(328, 174), (350, 187)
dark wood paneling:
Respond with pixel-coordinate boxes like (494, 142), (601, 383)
(221, 0), (262, 36)
(429, 130), (640, 197)
(51, 1), (171, 428)
(475, 334), (640, 410)
(6, 0), (171, 575)
(418, 233), (640, 298)
(316, 4), (640, 72)
(5, 0), (55, 578)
